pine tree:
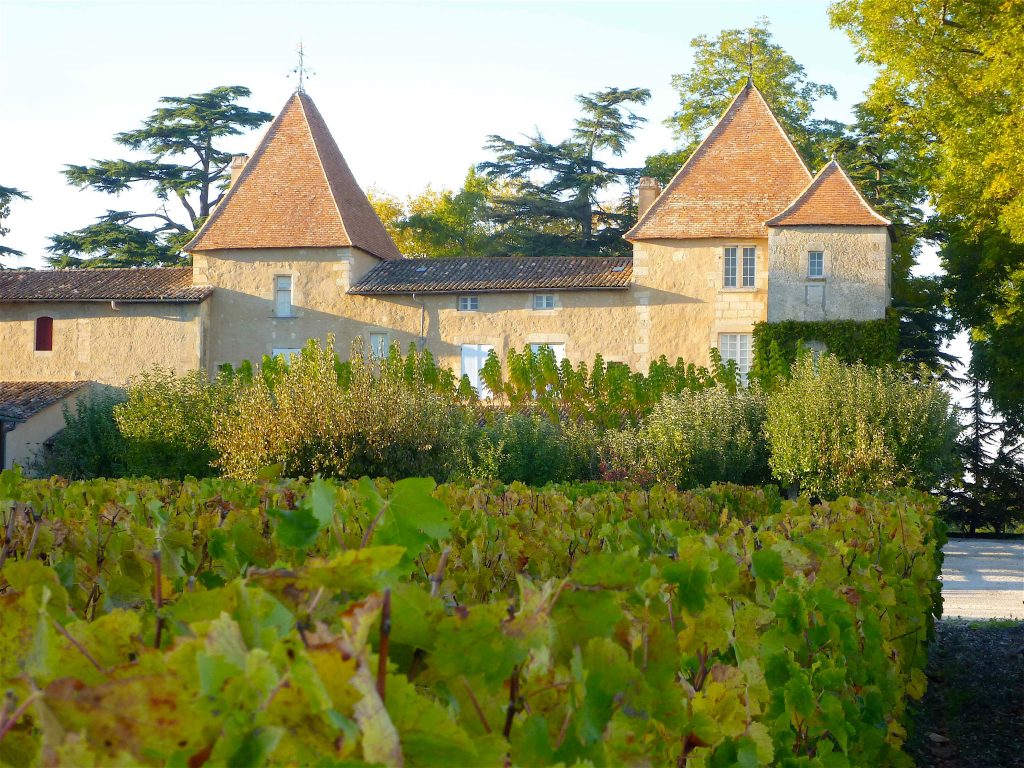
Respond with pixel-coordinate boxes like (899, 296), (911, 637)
(0, 185), (30, 262)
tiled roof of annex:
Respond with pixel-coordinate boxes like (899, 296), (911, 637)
(349, 256), (633, 295)
(0, 381), (89, 421)
(0, 267), (212, 303)
(185, 91), (402, 261)
(766, 160), (891, 227)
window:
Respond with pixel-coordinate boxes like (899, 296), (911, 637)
(274, 275), (293, 317)
(533, 294), (555, 310)
(742, 247), (756, 287)
(530, 343), (566, 365)
(808, 250), (824, 278)
(368, 333), (389, 358)
(457, 296), (479, 312)
(723, 247), (737, 287)
(34, 316), (53, 352)
(724, 247), (756, 288)
(718, 333), (752, 384)
(461, 344), (494, 397)
(271, 347), (301, 362)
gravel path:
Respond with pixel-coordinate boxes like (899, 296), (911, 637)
(940, 538), (1024, 620)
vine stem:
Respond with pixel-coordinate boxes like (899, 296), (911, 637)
(376, 589), (391, 702)
(52, 618), (107, 675)
(24, 513), (42, 561)
(153, 549), (165, 649)
(0, 692), (41, 743)
(461, 677), (492, 733)
(360, 500), (391, 548)
(430, 547), (451, 598)
(0, 504), (20, 571)
(502, 665), (520, 740)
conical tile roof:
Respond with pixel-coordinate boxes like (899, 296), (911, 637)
(186, 91), (401, 260)
(627, 83), (812, 241)
(766, 159), (890, 226)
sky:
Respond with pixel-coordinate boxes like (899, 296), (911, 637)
(0, 0), (902, 269)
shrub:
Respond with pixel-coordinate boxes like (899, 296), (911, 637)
(461, 410), (600, 485)
(212, 337), (473, 481)
(602, 385), (769, 488)
(765, 354), (959, 497)
(113, 367), (227, 479)
(32, 388), (128, 479)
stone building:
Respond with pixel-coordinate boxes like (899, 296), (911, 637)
(0, 83), (891, 469)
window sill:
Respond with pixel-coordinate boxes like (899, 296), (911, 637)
(719, 286), (758, 293)
(272, 314), (297, 319)
(805, 277), (827, 282)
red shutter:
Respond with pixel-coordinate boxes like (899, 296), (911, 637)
(35, 316), (53, 352)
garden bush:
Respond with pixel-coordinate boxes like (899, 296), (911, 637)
(765, 354), (959, 497)
(0, 472), (943, 766)
(32, 388), (127, 479)
(603, 385), (769, 487)
(113, 367), (228, 479)
(212, 337), (474, 481)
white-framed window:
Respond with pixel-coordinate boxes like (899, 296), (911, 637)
(368, 333), (389, 358)
(533, 293), (556, 310)
(461, 344), (494, 397)
(530, 342), (566, 365)
(274, 275), (293, 317)
(724, 247), (756, 288)
(271, 347), (301, 362)
(808, 250), (824, 278)
(718, 333), (752, 384)
(723, 247), (738, 287)
(742, 246), (756, 287)
(457, 295), (479, 312)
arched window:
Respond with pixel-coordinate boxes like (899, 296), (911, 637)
(35, 316), (53, 352)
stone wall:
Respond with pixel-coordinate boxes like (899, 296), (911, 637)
(0, 301), (205, 385)
(766, 226), (890, 323)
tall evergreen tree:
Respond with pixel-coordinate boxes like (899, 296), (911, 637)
(0, 185), (30, 262)
(478, 86), (651, 256)
(49, 86), (272, 268)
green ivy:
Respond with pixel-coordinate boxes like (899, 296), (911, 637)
(751, 314), (900, 386)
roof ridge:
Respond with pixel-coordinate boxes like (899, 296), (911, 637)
(766, 159), (891, 226)
(627, 83), (811, 240)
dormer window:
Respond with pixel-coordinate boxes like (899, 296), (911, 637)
(35, 316), (53, 352)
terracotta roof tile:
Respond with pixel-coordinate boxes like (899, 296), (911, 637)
(0, 381), (89, 421)
(766, 160), (891, 226)
(185, 92), (401, 261)
(349, 256), (632, 295)
(0, 267), (212, 302)
(627, 83), (812, 241)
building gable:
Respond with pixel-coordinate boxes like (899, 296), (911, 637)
(627, 83), (812, 241)
(185, 92), (401, 260)
(766, 160), (891, 227)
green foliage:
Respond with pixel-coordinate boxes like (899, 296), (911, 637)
(113, 367), (227, 478)
(0, 473), (943, 766)
(479, 86), (651, 256)
(765, 354), (958, 497)
(751, 315), (900, 387)
(49, 86), (271, 268)
(212, 337), (471, 482)
(0, 184), (30, 260)
(32, 389), (128, 479)
(603, 386), (769, 488)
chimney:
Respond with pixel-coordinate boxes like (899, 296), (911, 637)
(229, 154), (249, 187)
(638, 176), (661, 218)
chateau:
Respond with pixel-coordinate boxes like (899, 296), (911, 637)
(0, 83), (891, 469)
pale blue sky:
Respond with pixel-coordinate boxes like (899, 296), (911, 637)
(1, 0), (887, 269)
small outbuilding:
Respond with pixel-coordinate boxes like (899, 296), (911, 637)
(0, 380), (90, 472)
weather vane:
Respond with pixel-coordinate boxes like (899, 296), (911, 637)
(290, 42), (315, 93)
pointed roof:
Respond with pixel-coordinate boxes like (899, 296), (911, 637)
(627, 83), (812, 241)
(766, 159), (891, 227)
(185, 92), (401, 260)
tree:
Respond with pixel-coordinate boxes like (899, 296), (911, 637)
(49, 86), (272, 268)
(646, 19), (842, 182)
(478, 86), (651, 256)
(0, 185), (30, 261)
(368, 168), (499, 258)
(830, 0), (1024, 424)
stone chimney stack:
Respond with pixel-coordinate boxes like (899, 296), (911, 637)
(229, 154), (250, 187)
(637, 176), (662, 218)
